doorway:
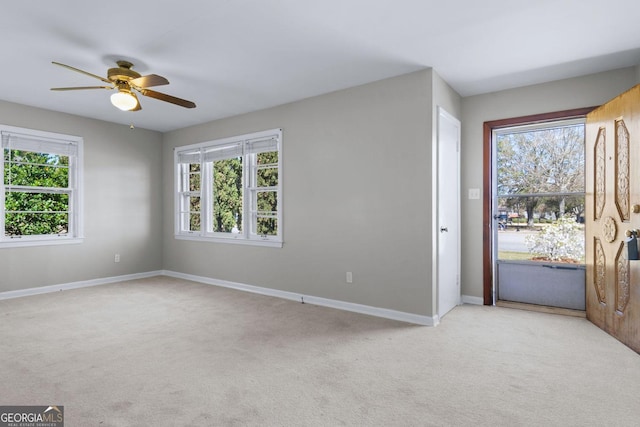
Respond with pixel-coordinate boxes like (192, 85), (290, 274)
(482, 108), (595, 309)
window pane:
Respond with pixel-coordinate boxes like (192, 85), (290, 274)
(189, 196), (201, 212)
(189, 163), (200, 191)
(257, 217), (277, 236)
(189, 172), (200, 192)
(5, 191), (69, 210)
(256, 188), (277, 236)
(5, 150), (68, 166)
(257, 166), (278, 187)
(4, 150), (69, 188)
(257, 151), (278, 188)
(257, 151), (278, 165)
(212, 157), (243, 233)
(5, 212), (69, 236)
(190, 213), (201, 231)
(257, 191), (277, 213)
(180, 196), (201, 232)
(496, 124), (584, 196)
(5, 191), (70, 236)
(178, 211), (201, 232)
(179, 163), (200, 193)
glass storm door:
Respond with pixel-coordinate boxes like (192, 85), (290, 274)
(493, 119), (586, 310)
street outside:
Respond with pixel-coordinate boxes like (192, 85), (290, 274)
(497, 228), (538, 253)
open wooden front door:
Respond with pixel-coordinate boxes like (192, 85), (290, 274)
(586, 84), (640, 353)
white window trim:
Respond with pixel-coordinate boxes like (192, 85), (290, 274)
(0, 124), (84, 248)
(174, 128), (282, 248)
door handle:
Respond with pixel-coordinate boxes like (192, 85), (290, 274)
(626, 229), (639, 260)
(440, 226), (448, 233)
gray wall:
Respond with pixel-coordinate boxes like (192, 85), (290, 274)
(433, 71), (462, 119)
(163, 70), (437, 316)
(0, 101), (163, 292)
(459, 67), (639, 299)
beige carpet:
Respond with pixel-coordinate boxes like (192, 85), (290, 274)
(1, 276), (639, 426)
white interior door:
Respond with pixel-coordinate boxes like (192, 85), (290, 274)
(437, 107), (461, 318)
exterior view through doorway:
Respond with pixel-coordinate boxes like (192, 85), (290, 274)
(483, 108), (596, 312)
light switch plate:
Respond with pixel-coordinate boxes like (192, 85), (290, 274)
(468, 188), (480, 200)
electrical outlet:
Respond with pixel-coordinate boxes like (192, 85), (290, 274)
(114, 253), (120, 263)
(346, 272), (353, 283)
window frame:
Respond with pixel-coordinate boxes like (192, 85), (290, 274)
(174, 128), (282, 248)
(1, 124), (84, 248)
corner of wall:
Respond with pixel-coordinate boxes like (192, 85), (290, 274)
(432, 70), (462, 119)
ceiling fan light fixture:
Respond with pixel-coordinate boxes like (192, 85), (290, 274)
(51, 60), (196, 110)
(110, 89), (138, 111)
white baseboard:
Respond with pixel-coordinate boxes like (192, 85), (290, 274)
(0, 269), (438, 326)
(0, 270), (163, 301)
(162, 270), (437, 326)
(461, 295), (484, 305)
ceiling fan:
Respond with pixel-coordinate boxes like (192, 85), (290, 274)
(50, 60), (196, 111)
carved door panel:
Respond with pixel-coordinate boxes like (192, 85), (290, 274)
(586, 84), (640, 353)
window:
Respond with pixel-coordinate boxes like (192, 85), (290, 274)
(1, 125), (83, 247)
(175, 128), (282, 247)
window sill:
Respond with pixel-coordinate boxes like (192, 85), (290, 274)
(175, 234), (282, 248)
(0, 237), (84, 249)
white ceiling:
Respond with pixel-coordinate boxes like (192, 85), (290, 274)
(3, 0), (640, 132)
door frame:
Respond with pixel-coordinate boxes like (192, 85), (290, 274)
(482, 107), (596, 305)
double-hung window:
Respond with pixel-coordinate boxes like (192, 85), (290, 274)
(1, 125), (83, 247)
(175, 128), (282, 247)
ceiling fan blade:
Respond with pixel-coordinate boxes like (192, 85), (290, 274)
(140, 89), (196, 108)
(130, 74), (169, 88)
(52, 61), (111, 84)
(51, 86), (113, 91)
